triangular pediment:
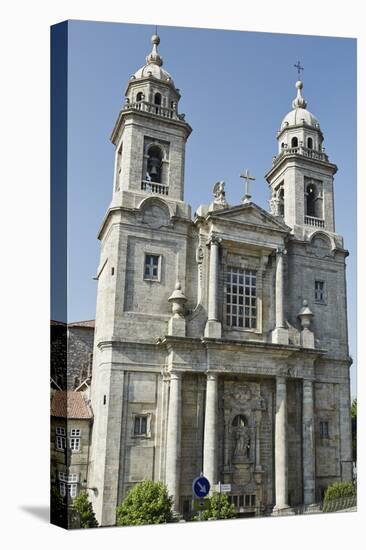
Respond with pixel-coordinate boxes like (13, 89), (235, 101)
(207, 202), (290, 233)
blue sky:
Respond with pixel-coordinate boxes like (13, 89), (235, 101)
(64, 20), (356, 395)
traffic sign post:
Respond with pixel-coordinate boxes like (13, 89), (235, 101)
(192, 475), (211, 498)
(192, 474), (211, 520)
(192, 498), (210, 512)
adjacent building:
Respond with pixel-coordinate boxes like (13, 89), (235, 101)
(87, 34), (353, 526)
(51, 390), (93, 502)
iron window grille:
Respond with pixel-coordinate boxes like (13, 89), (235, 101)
(226, 267), (257, 329)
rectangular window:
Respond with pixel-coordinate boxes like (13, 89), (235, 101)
(134, 415), (148, 436)
(144, 254), (161, 281)
(70, 437), (80, 451)
(315, 280), (325, 302)
(59, 472), (79, 483)
(320, 421), (329, 438)
(70, 428), (81, 437)
(59, 472), (78, 498)
(226, 267), (257, 329)
(69, 484), (78, 498)
(59, 482), (77, 498)
(55, 426), (66, 450)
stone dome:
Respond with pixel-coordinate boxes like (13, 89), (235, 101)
(132, 33), (175, 86)
(280, 80), (320, 130)
(281, 107), (319, 129)
(133, 63), (174, 84)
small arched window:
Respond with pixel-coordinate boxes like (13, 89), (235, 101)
(278, 187), (285, 216)
(154, 92), (162, 114)
(147, 145), (163, 183)
(281, 142), (285, 149)
(307, 137), (313, 149)
(136, 91), (143, 102)
(291, 136), (298, 148)
(306, 183), (317, 217)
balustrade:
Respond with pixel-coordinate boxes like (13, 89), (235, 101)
(141, 180), (169, 195)
(124, 100), (178, 120)
(304, 215), (325, 228)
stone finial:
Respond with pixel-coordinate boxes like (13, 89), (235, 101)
(146, 33), (163, 67)
(298, 299), (314, 329)
(292, 80), (307, 110)
(168, 282), (187, 317)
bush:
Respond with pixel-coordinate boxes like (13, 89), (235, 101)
(323, 481), (356, 503)
(73, 491), (99, 528)
(116, 480), (174, 526)
(193, 493), (236, 521)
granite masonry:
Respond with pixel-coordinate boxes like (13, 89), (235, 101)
(87, 34), (353, 526)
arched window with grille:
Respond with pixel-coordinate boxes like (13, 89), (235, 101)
(307, 137), (313, 149)
(154, 92), (162, 113)
(278, 187), (285, 216)
(146, 145), (163, 183)
(306, 182), (317, 217)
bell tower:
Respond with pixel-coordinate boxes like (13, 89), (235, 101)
(110, 33), (192, 209)
(265, 79), (338, 239)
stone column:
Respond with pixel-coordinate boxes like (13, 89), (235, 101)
(272, 247), (289, 344)
(274, 376), (289, 510)
(203, 373), (218, 487)
(302, 379), (316, 504)
(165, 371), (182, 511)
(204, 235), (222, 338)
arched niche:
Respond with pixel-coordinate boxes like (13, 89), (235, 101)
(137, 196), (174, 228)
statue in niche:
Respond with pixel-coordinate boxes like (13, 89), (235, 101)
(196, 245), (204, 264)
(232, 414), (250, 458)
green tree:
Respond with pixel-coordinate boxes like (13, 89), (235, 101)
(193, 493), (236, 521)
(116, 480), (174, 526)
(323, 481), (356, 503)
(73, 491), (99, 528)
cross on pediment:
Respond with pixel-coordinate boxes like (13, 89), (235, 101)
(240, 169), (256, 204)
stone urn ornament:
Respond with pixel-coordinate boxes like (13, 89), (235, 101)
(168, 282), (187, 317)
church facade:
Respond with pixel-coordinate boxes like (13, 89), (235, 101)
(87, 34), (353, 526)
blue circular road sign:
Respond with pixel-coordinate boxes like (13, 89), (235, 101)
(192, 476), (211, 498)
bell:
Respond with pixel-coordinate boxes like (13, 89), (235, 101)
(149, 163), (158, 176)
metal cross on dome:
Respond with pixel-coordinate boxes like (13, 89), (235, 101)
(294, 60), (304, 79)
(240, 169), (256, 204)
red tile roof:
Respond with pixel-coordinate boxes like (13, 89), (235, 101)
(51, 391), (93, 419)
